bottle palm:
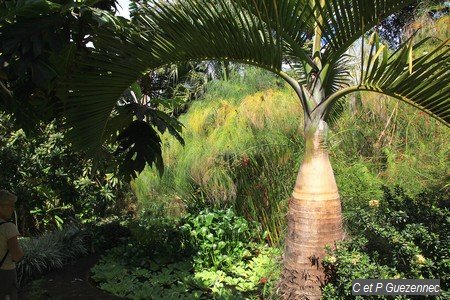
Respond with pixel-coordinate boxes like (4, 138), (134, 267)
(62, 1), (449, 298)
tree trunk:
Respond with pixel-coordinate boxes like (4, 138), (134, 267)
(279, 120), (344, 300)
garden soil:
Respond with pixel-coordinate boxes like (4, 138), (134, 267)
(18, 254), (124, 299)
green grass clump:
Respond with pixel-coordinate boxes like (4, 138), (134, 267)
(330, 93), (449, 206)
(17, 226), (87, 284)
(133, 68), (303, 246)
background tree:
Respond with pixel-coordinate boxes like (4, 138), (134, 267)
(378, 0), (449, 48)
(0, 0), (183, 179)
(0, 0), (120, 129)
(5, 0), (449, 299)
(0, 112), (131, 234)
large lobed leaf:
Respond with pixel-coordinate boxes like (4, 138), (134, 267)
(115, 120), (164, 178)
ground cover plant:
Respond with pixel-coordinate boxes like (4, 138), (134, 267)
(91, 209), (281, 299)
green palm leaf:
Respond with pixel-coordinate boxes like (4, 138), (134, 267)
(316, 0), (418, 98)
(61, 1), (449, 160)
(59, 12), (153, 155)
(323, 34), (450, 125)
(317, 0), (417, 59)
(142, 0), (284, 70)
(61, 1), (311, 155)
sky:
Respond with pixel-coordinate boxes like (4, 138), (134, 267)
(116, 0), (131, 19)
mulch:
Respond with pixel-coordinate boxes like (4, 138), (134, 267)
(18, 254), (124, 300)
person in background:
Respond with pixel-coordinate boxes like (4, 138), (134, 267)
(0, 190), (23, 300)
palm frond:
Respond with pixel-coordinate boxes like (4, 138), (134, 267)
(140, 0), (284, 70)
(59, 12), (153, 155)
(319, 53), (352, 97)
(324, 96), (347, 127)
(323, 34), (450, 125)
(317, 0), (417, 60)
(243, 0), (315, 66)
(61, 1), (315, 155)
(61, 0), (450, 162)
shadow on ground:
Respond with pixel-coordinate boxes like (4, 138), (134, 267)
(19, 254), (124, 300)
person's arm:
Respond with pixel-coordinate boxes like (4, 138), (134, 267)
(7, 236), (24, 262)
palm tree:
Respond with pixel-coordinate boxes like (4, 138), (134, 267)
(62, 0), (449, 298)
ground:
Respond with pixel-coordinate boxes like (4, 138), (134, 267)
(19, 254), (123, 299)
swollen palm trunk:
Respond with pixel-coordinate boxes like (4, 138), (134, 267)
(280, 121), (343, 299)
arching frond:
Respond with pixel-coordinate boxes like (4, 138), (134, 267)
(317, 0), (416, 60)
(323, 35), (450, 125)
(140, 0), (284, 70)
(58, 12), (155, 156)
(61, 1), (449, 159)
(60, 1), (316, 155)
(241, 0), (315, 66)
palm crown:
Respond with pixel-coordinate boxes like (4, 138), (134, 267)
(63, 0), (448, 154)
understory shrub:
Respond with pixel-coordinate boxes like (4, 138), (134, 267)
(180, 209), (263, 270)
(0, 113), (132, 234)
(86, 218), (132, 252)
(322, 186), (450, 299)
(128, 217), (192, 260)
(91, 208), (281, 299)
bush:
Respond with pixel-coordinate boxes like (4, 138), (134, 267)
(332, 161), (384, 213)
(323, 187), (450, 299)
(0, 112), (132, 233)
(128, 217), (192, 261)
(180, 208), (262, 270)
(86, 219), (132, 252)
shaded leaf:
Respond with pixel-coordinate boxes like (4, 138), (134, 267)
(115, 120), (163, 178)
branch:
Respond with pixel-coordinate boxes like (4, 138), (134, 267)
(278, 71), (311, 118)
(0, 81), (13, 100)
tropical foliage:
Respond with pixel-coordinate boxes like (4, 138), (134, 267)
(2, 0), (448, 176)
(322, 187), (450, 299)
(56, 1), (448, 297)
(0, 0), (118, 129)
(0, 0), (185, 179)
(1, 0), (449, 299)
(91, 209), (281, 299)
(0, 112), (130, 233)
